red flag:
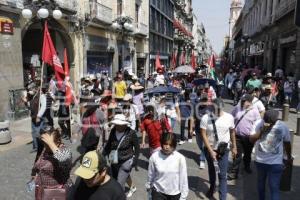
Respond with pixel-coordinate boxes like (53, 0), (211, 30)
(180, 51), (186, 65)
(64, 48), (72, 106)
(42, 21), (64, 86)
(208, 54), (216, 68)
(155, 51), (162, 71)
(191, 51), (196, 69)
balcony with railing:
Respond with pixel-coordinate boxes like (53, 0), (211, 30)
(275, 0), (296, 21)
(56, 0), (77, 15)
(135, 22), (148, 37)
(0, 0), (24, 9)
(89, 0), (113, 25)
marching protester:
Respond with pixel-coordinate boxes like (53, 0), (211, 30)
(247, 88), (266, 117)
(245, 72), (262, 90)
(102, 114), (140, 193)
(22, 81), (47, 152)
(146, 132), (189, 200)
(224, 69), (235, 98)
(260, 85), (277, 110)
(228, 94), (261, 180)
(57, 90), (71, 140)
(141, 105), (172, 155)
(200, 98), (237, 199)
(194, 93), (215, 169)
(178, 88), (193, 144)
(31, 127), (72, 200)
(250, 110), (292, 200)
(113, 73), (127, 102)
(74, 150), (126, 200)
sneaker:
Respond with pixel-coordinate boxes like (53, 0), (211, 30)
(188, 139), (193, 143)
(178, 140), (186, 145)
(127, 186), (137, 198)
(199, 161), (205, 169)
(192, 131), (196, 136)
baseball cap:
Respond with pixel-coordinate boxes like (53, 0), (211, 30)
(75, 151), (103, 179)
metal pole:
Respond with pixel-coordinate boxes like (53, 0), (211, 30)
(282, 103), (290, 121)
(296, 112), (300, 136)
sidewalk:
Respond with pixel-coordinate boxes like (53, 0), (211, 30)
(0, 118), (32, 152)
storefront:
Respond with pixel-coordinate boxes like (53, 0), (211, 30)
(149, 54), (170, 73)
(86, 34), (113, 76)
(279, 34), (297, 76)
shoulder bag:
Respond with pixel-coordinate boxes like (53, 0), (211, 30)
(108, 133), (127, 165)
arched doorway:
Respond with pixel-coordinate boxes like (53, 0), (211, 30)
(21, 18), (74, 86)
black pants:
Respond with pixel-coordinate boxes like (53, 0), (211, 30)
(58, 118), (71, 138)
(228, 135), (254, 177)
(44, 109), (54, 127)
(180, 119), (192, 141)
(152, 188), (180, 200)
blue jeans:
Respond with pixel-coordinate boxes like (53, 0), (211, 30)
(31, 120), (44, 150)
(204, 148), (229, 200)
(195, 125), (205, 162)
(170, 118), (176, 131)
(256, 162), (284, 200)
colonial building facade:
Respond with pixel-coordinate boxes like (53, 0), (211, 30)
(232, 0), (300, 78)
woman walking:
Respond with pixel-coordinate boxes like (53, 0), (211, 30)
(31, 127), (72, 200)
(146, 132), (189, 200)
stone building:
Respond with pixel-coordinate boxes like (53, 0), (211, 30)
(232, 0), (300, 78)
(149, 0), (174, 72)
(0, 0), (150, 119)
(173, 0), (194, 66)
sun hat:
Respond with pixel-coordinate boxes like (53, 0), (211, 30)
(123, 94), (132, 101)
(110, 114), (130, 125)
(130, 82), (144, 90)
(75, 150), (106, 179)
(266, 73), (272, 78)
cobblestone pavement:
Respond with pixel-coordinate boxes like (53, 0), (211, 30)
(0, 101), (300, 200)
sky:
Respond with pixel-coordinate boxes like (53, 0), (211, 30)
(193, 0), (232, 54)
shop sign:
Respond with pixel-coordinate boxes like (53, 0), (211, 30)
(249, 42), (264, 55)
(0, 17), (14, 35)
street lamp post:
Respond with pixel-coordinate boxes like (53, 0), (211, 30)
(111, 16), (134, 72)
(241, 34), (251, 64)
(22, 0), (63, 20)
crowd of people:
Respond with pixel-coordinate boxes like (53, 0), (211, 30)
(22, 63), (297, 200)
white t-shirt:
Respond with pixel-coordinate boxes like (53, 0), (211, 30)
(252, 97), (265, 113)
(200, 112), (235, 149)
(251, 120), (291, 165)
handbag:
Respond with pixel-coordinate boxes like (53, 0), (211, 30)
(35, 151), (67, 200)
(41, 185), (66, 200)
(108, 134), (126, 165)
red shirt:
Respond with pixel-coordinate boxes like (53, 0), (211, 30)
(140, 115), (165, 149)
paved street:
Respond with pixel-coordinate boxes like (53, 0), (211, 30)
(0, 101), (300, 200)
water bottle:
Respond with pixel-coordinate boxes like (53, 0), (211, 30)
(26, 179), (35, 193)
(214, 160), (220, 173)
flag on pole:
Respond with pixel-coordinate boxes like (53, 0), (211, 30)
(42, 21), (64, 86)
(64, 48), (72, 106)
(171, 51), (177, 69)
(180, 51), (186, 65)
(208, 54), (217, 80)
(155, 51), (162, 71)
(191, 50), (196, 69)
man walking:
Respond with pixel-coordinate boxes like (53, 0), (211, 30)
(228, 94), (261, 180)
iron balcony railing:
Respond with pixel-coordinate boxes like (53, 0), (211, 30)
(275, 0), (296, 21)
(56, 0), (78, 14)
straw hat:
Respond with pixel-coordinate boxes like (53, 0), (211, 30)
(130, 82), (144, 90)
